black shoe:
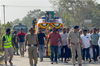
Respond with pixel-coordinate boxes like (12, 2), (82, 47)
(89, 60), (91, 63)
(51, 62), (53, 64)
(76, 59), (78, 61)
(17, 53), (19, 55)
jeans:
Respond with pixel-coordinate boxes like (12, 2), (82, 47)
(14, 42), (19, 55)
(58, 46), (61, 59)
(67, 48), (72, 58)
(82, 48), (90, 60)
(61, 45), (68, 61)
(92, 45), (99, 61)
(39, 45), (45, 60)
(50, 45), (58, 62)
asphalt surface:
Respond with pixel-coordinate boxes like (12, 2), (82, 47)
(0, 51), (100, 66)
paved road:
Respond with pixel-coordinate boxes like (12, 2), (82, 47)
(0, 52), (100, 66)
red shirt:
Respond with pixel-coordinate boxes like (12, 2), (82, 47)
(48, 32), (61, 46)
(17, 32), (26, 42)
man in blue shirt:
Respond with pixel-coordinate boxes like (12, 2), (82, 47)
(90, 28), (99, 62)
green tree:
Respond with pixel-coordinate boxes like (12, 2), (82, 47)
(50, 0), (100, 28)
(10, 9), (45, 29)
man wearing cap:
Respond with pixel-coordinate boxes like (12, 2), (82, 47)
(90, 28), (99, 62)
(67, 25), (84, 66)
(25, 28), (40, 66)
(2, 28), (14, 66)
(81, 29), (91, 63)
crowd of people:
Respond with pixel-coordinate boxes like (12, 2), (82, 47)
(2, 25), (100, 66)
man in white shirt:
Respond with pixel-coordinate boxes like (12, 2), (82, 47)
(61, 28), (68, 63)
(81, 29), (91, 63)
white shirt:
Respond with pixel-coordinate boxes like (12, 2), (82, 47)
(60, 33), (67, 46)
(81, 34), (91, 48)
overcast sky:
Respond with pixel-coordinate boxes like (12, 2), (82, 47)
(0, 0), (100, 24)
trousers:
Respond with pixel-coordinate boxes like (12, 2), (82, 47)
(19, 42), (25, 55)
(50, 45), (58, 62)
(28, 46), (37, 65)
(82, 48), (90, 60)
(70, 44), (82, 64)
(61, 45), (68, 61)
(92, 45), (99, 61)
(38, 45), (45, 60)
(4, 47), (14, 63)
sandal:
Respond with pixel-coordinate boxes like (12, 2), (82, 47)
(9, 61), (13, 66)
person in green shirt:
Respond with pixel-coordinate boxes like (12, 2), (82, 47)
(90, 28), (99, 62)
(2, 28), (14, 66)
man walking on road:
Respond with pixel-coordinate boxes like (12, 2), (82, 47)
(81, 29), (91, 63)
(90, 28), (99, 62)
(2, 28), (14, 66)
(66, 28), (71, 61)
(13, 31), (19, 55)
(67, 25), (84, 66)
(25, 27), (40, 66)
(38, 28), (46, 62)
(60, 28), (68, 63)
(17, 28), (26, 57)
(47, 27), (62, 64)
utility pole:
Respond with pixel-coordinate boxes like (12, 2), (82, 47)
(3, 5), (5, 24)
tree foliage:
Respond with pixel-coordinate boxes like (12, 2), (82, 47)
(10, 9), (45, 29)
(50, 0), (100, 28)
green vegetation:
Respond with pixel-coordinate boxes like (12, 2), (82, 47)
(9, 9), (45, 29)
(49, 0), (100, 28)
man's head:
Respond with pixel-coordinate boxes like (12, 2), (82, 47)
(79, 29), (82, 35)
(63, 28), (66, 33)
(6, 28), (11, 35)
(83, 29), (87, 35)
(39, 28), (42, 33)
(93, 28), (97, 33)
(14, 30), (17, 34)
(89, 29), (92, 34)
(56, 29), (59, 33)
(66, 28), (69, 33)
(73, 25), (79, 32)
(52, 27), (56, 32)
(20, 28), (23, 33)
(29, 27), (35, 34)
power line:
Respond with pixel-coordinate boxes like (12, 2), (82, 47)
(0, 5), (52, 8)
